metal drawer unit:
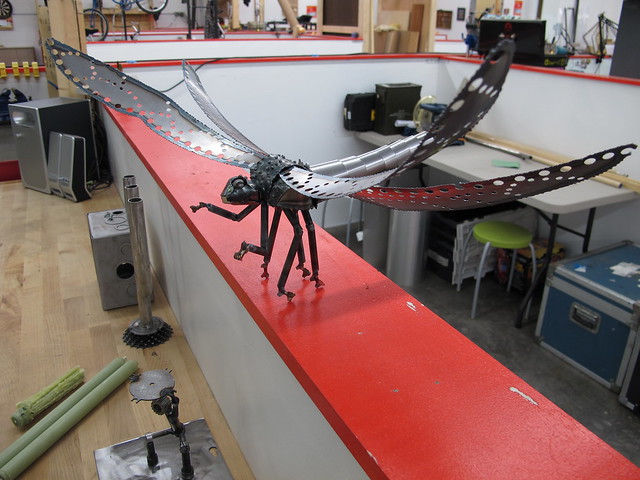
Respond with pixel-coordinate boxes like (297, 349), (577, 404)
(535, 241), (640, 391)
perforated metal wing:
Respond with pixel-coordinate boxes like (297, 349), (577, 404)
(182, 60), (268, 156)
(45, 38), (261, 169)
(282, 40), (516, 200)
(353, 145), (636, 210)
(395, 38), (515, 173)
(279, 167), (399, 200)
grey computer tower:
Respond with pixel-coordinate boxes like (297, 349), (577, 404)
(9, 97), (98, 194)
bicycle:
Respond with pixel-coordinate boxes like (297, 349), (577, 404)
(0, 0), (12, 20)
(84, 0), (169, 42)
(84, 1), (109, 42)
(113, 0), (169, 15)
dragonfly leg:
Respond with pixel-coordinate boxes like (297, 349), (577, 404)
(277, 209), (304, 301)
(261, 208), (282, 279)
(302, 210), (323, 288)
(295, 241), (311, 278)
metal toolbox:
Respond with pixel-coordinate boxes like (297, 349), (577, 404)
(535, 241), (640, 391)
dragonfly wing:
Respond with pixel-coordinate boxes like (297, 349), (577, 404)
(352, 145), (636, 210)
(280, 166), (397, 200)
(395, 39), (515, 173)
(45, 38), (260, 169)
(309, 40), (515, 181)
(182, 60), (268, 156)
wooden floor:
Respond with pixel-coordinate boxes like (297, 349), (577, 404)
(0, 181), (255, 480)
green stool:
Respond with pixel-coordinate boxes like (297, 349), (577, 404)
(457, 220), (536, 319)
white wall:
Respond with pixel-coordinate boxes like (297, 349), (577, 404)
(0, 1), (43, 64)
(86, 36), (363, 61)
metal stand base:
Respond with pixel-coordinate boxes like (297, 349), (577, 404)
(123, 316), (174, 348)
(94, 418), (233, 480)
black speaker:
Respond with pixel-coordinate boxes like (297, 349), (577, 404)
(47, 132), (91, 202)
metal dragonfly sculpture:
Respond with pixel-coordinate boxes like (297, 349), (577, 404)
(46, 39), (635, 300)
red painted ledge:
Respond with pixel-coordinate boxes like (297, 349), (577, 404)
(106, 107), (640, 479)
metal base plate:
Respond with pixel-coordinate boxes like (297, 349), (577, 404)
(94, 418), (233, 480)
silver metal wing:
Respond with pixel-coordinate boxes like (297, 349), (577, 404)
(182, 60), (268, 156)
(45, 38), (261, 169)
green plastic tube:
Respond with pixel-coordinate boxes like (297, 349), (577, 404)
(0, 357), (125, 471)
(0, 359), (138, 480)
(12, 365), (86, 429)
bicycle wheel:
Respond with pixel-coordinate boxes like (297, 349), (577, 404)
(0, 0), (13, 20)
(135, 0), (168, 14)
(84, 8), (109, 42)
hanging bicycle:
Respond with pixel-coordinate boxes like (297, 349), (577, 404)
(84, 5), (109, 42)
(113, 0), (169, 14)
(0, 0), (13, 20)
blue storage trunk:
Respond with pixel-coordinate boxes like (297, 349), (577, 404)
(535, 241), (640, 391)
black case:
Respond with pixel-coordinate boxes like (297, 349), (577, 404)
(343, 93), (375, 131)
(620, 327), (640, 412)
(374, 83), (421, 135)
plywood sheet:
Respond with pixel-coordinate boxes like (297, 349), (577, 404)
(378, 10), (410, 29)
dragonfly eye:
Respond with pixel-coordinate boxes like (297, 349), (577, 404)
(232, 178), (246, 189)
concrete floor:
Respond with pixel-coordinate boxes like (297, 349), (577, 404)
(326, 224), (640, 468)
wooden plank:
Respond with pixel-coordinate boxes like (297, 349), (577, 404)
(378, 10), (410, 29)
(37, 0), (86, 98)
(398, 30), (420, 52)
(408, 4), (424, 31)
(0, 182), (255, 480)
(377, 0), (435, 52)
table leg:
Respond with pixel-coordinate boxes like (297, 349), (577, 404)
(515, 213), (558, 328)
(582, 208), (596, 253)
(515, 207), (597, 328)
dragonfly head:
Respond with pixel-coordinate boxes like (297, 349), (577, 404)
(221, 175), (259, 205)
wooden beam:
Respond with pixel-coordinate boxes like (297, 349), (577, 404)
(37, 0), (86, 98)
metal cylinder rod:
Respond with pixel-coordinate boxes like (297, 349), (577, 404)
(124, 184), (139, 227)
(124, 184), (139, 203)
(127, 197), (153, 330)
(122, 174), (136, 189)
(465, 136), (533, 161)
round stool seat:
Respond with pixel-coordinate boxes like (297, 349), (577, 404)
(473, 221), (533, 249)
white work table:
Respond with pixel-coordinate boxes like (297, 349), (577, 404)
(355, 130), (638, 326)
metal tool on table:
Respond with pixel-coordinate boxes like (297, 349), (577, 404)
(465, 135), (533, 161)
(94, 369), (233, 480)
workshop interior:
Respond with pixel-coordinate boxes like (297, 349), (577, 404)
(0, 0), (639, 479)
